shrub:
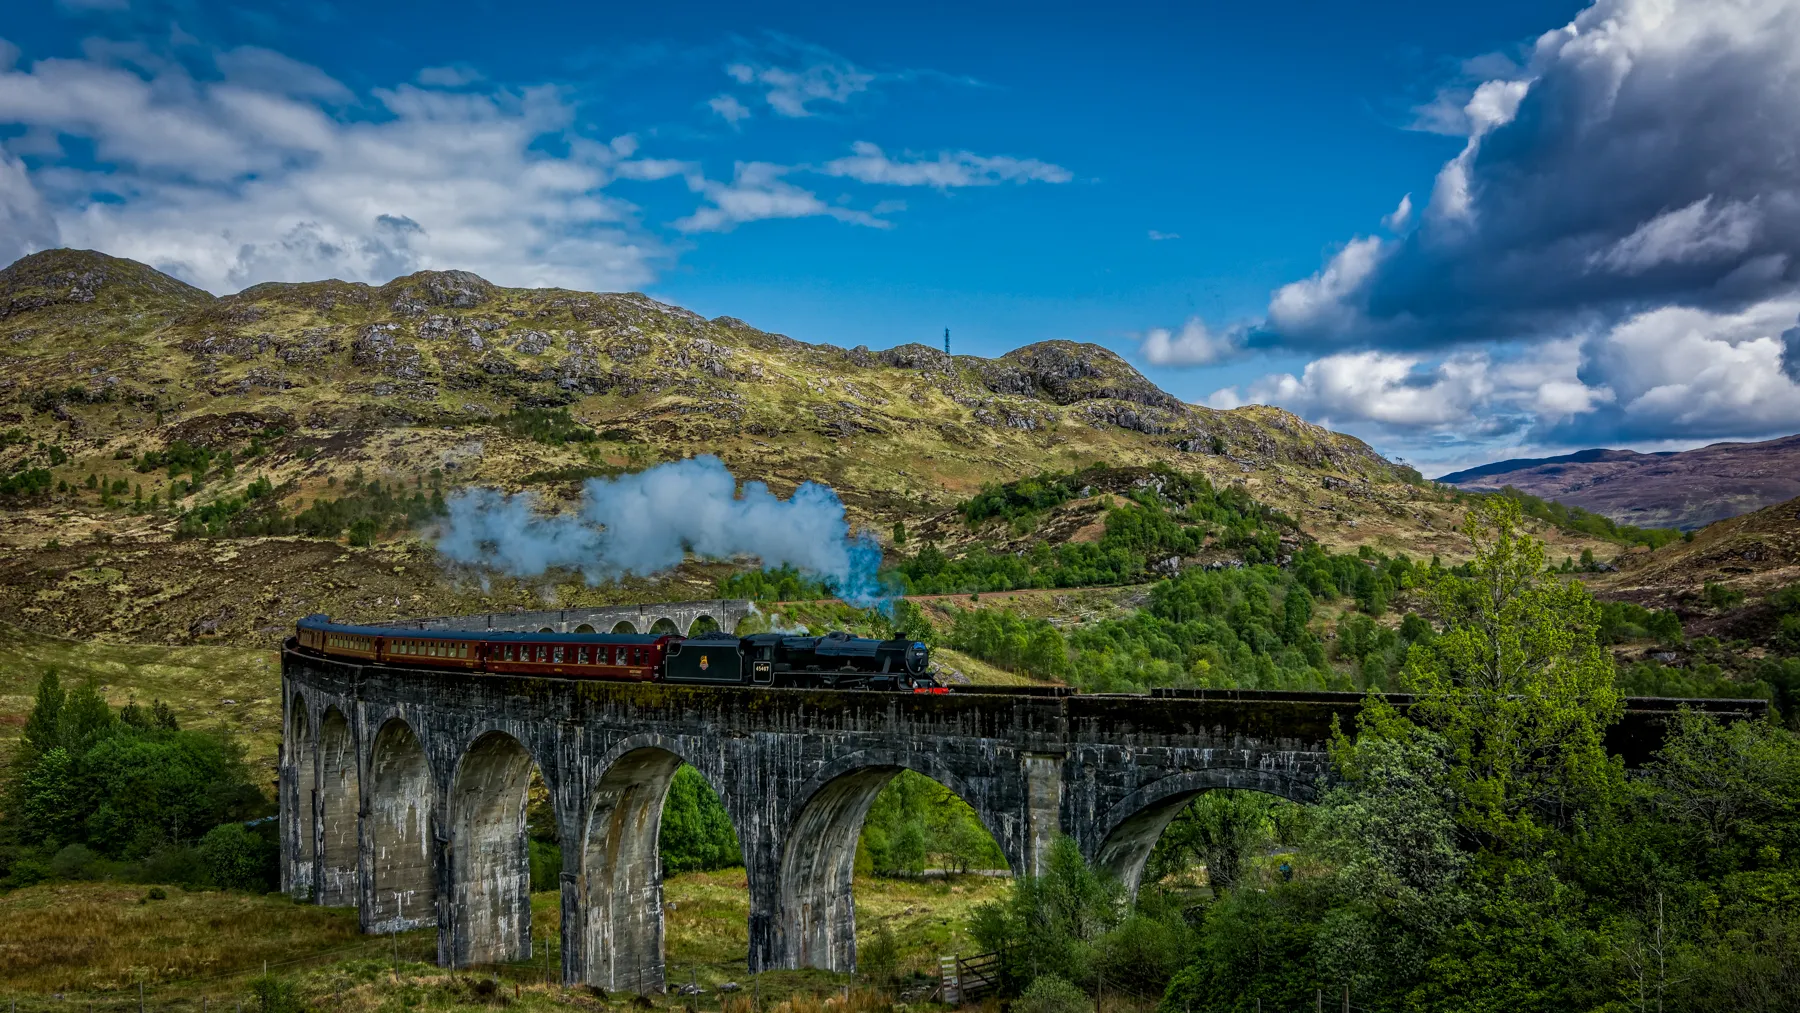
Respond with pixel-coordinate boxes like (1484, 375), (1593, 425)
(200, 822), (270, 891)
(250, 975), (305, 1013)
(1015, 976), (1092, 1013)
(861, 921), (900, 986)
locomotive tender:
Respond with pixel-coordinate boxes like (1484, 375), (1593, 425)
(293, 614), (941, 691)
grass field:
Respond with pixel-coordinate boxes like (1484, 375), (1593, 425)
(0, 870), (1009, 1002)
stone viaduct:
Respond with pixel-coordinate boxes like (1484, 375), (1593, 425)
(279, 632), (1762, 988)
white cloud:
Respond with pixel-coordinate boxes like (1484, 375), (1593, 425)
(416, 64), (484, 88)
(0, 150), (57, 265)
(1266, 236), (1386, 336)
(1148, 230), (1179, 241)
(723, 53), (873, 117)
(1381, 193), (1412, 232)
(0, 43), (677, 293)
(1581, 298), (1800, 437)
(675, 161), (886, 233)
(1140, 317), (1241, 366)
(1239, 340), (1612, 436)
(708, 94), (750, 124)
(821, 141), (1072, 188)
(1201, 387), (1245, 410)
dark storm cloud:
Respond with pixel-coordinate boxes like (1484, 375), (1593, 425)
(1265, 0), (1800, 350)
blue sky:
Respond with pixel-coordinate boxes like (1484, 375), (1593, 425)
(4, 0), (1799, 474)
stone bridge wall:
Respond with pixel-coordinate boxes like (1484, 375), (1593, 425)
(280, 648), (1758, 986)
(372, 599), (757, 637)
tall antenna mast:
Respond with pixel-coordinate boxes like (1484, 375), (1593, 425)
(944, 327), (950, 355)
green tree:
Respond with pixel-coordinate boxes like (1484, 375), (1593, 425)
(20, 669), (65, 763)
(1280, 586), (1314, 644)
(1402, 497), (1625, 853)
(200, 822), (270, 891)
(1146, 790), (1276, 896)
(971, 836), (1123, 987)
(658, 765), (741, 874)
(15, 747), (80, 845)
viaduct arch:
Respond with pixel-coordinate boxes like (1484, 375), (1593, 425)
(280, 648), (1753, 985)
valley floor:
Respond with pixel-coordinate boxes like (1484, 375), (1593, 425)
(0, 872), (1007, 1007)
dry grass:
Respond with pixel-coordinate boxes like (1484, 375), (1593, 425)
(0, 871), (1007, 1003)
(0, 881), (371, 992)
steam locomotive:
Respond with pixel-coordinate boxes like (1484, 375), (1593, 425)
(293, 614), (942, 691)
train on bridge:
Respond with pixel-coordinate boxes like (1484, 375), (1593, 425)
(293, 614), (942, 691)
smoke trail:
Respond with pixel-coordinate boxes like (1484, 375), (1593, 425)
(436, 455), (890, 609)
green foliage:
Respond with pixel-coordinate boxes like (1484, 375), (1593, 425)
(1702, 580), (1746, 610)
(860, 770), (1005, 877)
(0, 466), (53, 497)
(135, 439), (216, 477)
(944, 608), (1071, 680)
(943, 547), (1429, 693)
(250, 974), (306, 1013)
(499, 407), (596, 445)
(1145, 790), (1283, 895)
(1598, 599), (1685, 644)
(0, 672), (270, 888)
(716, 564), (835, 602)
(1403, 497), (1624, 852)
(908, 468), (1299, 594)
(1489, 485), (1684, 548)
(175, 474), (446, 541)
(658, 765), (741, 875)
(1118, 500), (1800, 1011)
(860, 921), (901, 987)
(1014, 976), (1092, 1013)
(1617, 659), (1766, 700)
(971, 836), (1125, 988)
(198, 822), (274, 891)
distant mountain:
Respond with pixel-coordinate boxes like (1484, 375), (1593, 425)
(1437, 435), (1800, 530)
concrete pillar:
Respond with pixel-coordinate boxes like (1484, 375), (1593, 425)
(1022, 753), (1065, 877)
(773, 767), (898, 972)
(317, 708), (359, 906)
(446, 732), (536, 967)
(574, 748), (684, 991)
(363, 719), (436, 934)
(281, 699), (318, 900)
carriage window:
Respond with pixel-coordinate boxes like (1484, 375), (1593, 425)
(554, 646), (565, 663)
(577, 647), (589, 664)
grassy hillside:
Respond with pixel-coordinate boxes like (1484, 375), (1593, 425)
(0, 249), (1630, 647)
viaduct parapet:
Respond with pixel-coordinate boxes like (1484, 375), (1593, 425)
(280, 644), (1759, 987)
(371, 599), (757, 637)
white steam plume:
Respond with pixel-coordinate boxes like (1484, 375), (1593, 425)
(436, 456), (887, 607)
